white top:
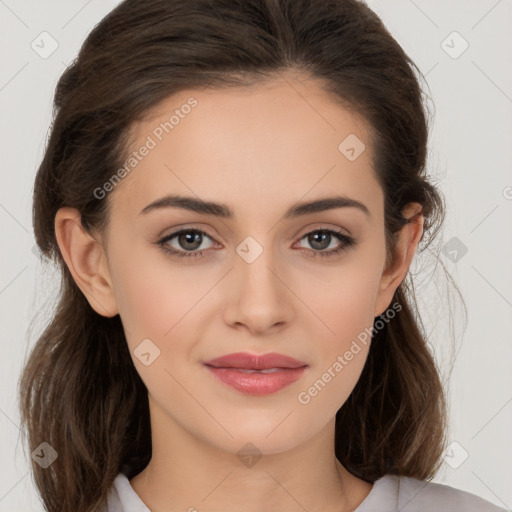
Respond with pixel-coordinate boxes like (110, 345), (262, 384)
(104, 472), (507, 511)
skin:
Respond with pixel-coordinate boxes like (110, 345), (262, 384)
(55, 70), (424, 512)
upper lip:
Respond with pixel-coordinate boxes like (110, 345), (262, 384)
(204, 352), (308, 370)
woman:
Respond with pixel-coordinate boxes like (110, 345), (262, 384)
(19, 0), (506, 511)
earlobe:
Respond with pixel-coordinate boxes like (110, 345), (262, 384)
(373, 202), (424, 318)
(54, 207), (119, 318)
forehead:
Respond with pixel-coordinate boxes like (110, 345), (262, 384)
(109, 75), (382, 224)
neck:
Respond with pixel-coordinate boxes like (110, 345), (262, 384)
(129, 399), (373, 512)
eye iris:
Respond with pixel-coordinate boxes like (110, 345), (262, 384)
(309, 231), (331, 250)
(179, 232), (202, 251)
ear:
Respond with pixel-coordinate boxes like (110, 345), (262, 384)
(373, 202), (424, 318)
(54, 207), (119, 317)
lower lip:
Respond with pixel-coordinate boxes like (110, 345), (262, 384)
(204, 365), (308, 395)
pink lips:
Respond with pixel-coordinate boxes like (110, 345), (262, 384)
(203, 352), (309, 396)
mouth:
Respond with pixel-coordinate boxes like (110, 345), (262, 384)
(202, 352), (309, 396)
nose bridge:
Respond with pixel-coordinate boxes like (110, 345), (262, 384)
(236, 232), (283, 298)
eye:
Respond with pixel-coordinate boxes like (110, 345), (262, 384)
(295, 229), (356, 258)
(156, 227), (356, 260)
(157, 228), (217, 259)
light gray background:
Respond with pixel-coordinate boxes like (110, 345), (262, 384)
(1, 0), (511, 510)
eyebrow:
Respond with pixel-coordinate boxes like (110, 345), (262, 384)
(139, 194), (371, 219)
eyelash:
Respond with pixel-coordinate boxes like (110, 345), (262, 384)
(156, 227), (356, 260)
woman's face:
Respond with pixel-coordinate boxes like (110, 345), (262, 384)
(97, 73), (400, 456)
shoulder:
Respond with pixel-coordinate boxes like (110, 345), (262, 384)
(391, 474), (507, 512)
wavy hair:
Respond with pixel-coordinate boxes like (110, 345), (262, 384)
(18, 0), (461, 510)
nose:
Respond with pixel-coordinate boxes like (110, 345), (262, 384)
(222, 244), (294, 335)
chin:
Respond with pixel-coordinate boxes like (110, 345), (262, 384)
(206, 423), (312, 459)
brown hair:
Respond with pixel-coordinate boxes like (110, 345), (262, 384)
(19, 0), (459, 510)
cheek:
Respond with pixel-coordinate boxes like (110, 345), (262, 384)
(109, 248), (219, 393)
(292, 251), (383, 402)
(296, 256), (383, 343)
(109, 254), (199, 402)
(110, 244), (207, 339)
(294, 282), (376, 425)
